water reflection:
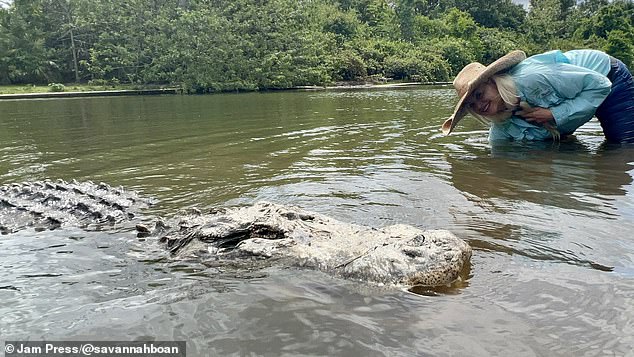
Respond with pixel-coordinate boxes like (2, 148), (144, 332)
(446, 138), (634, 272)
(449, 139), (634, 216)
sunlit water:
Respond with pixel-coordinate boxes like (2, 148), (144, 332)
(1, 89), (633, 356)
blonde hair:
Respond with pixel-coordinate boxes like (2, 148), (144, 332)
(467, 73), (560, 140)
(493, 74), (520, 109)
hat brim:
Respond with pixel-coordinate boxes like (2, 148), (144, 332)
(442, 50), (526, 135)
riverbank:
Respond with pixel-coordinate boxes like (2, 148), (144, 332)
(297, 81), (451, 91)
(0, 88), (180, 100)
(0, 81), (452, 100)
(0, 84), (181, 100)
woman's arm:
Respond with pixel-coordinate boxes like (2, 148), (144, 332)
(515, 63), (612, 134)
(488, 117), (553, 141)
(515, 107), (553, 124)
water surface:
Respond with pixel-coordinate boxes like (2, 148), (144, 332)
(1, 89), (633, 356)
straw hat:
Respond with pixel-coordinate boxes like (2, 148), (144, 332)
(441, 50), (526, 135)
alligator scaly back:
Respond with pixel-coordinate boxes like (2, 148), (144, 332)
(0, 179), (151, 234)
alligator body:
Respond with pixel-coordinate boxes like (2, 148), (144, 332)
(1, 180), (471, 287)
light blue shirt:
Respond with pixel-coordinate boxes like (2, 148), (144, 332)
(489, 50), (612, 141)
(565, 49), (611, 75)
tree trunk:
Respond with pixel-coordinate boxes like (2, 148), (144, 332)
(69, 26), (79, 83)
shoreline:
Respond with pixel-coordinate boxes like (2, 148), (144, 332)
(0, 88), (180, 100)
(0, 81), (452, 100)
(295, 81), (452, 90)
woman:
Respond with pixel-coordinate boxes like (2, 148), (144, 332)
(441, 49), (634, 143)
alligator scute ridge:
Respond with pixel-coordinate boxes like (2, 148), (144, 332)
(0, 179), (151, 234)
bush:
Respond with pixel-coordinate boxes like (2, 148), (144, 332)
(478, 28), (525, 64)
(605, 30), (634, 68)
(48, 83), (65, 92)
(412, 15), (449, 41)
(330, 49), (367, 81)
(429, 38), (480, 75)
(87, 79), (108, 86)
(384, 49), (450, 82)
(355, 39), (410, 76)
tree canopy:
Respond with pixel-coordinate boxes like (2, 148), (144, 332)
(1, 0), (632, 92)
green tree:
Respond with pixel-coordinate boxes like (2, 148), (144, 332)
(0, 7), (11, 83)
(478, 27), (526, 64)
(395, 0), (417, 40)
(573, 1), (634, 66)
(321, 7), (365, 44)
(2, 0), (632, 89)
(577, 0), (609, 16)
(525, 0), (567, 48)
(82, 0), (181, 83)
(574, 0), (634, 39)
(605, 29), (634, 67)
(339, 0), (399, 38)
(452, 0), (526, 29)
(443, 7), (478, 37)
(384, 46), (451, 81)
(0, 0), (54, 83)
(411, 14), (448, 40)
(415, 0), (526, 29)
(41, 0), (92, 83)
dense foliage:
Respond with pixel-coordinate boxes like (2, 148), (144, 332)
(1, 0), (633, 92)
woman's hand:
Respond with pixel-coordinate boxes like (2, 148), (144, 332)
(515, 107), (554, 124)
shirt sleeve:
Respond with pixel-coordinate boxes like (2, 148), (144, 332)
(518, 64), (612, 134)
(488, 118), (553, 142)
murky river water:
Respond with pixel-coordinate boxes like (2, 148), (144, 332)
(1, 89), (633, 356)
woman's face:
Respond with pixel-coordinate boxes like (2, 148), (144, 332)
(468, 80), (505, 116)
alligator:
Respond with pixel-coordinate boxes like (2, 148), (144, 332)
(1, 180), (471, 287)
